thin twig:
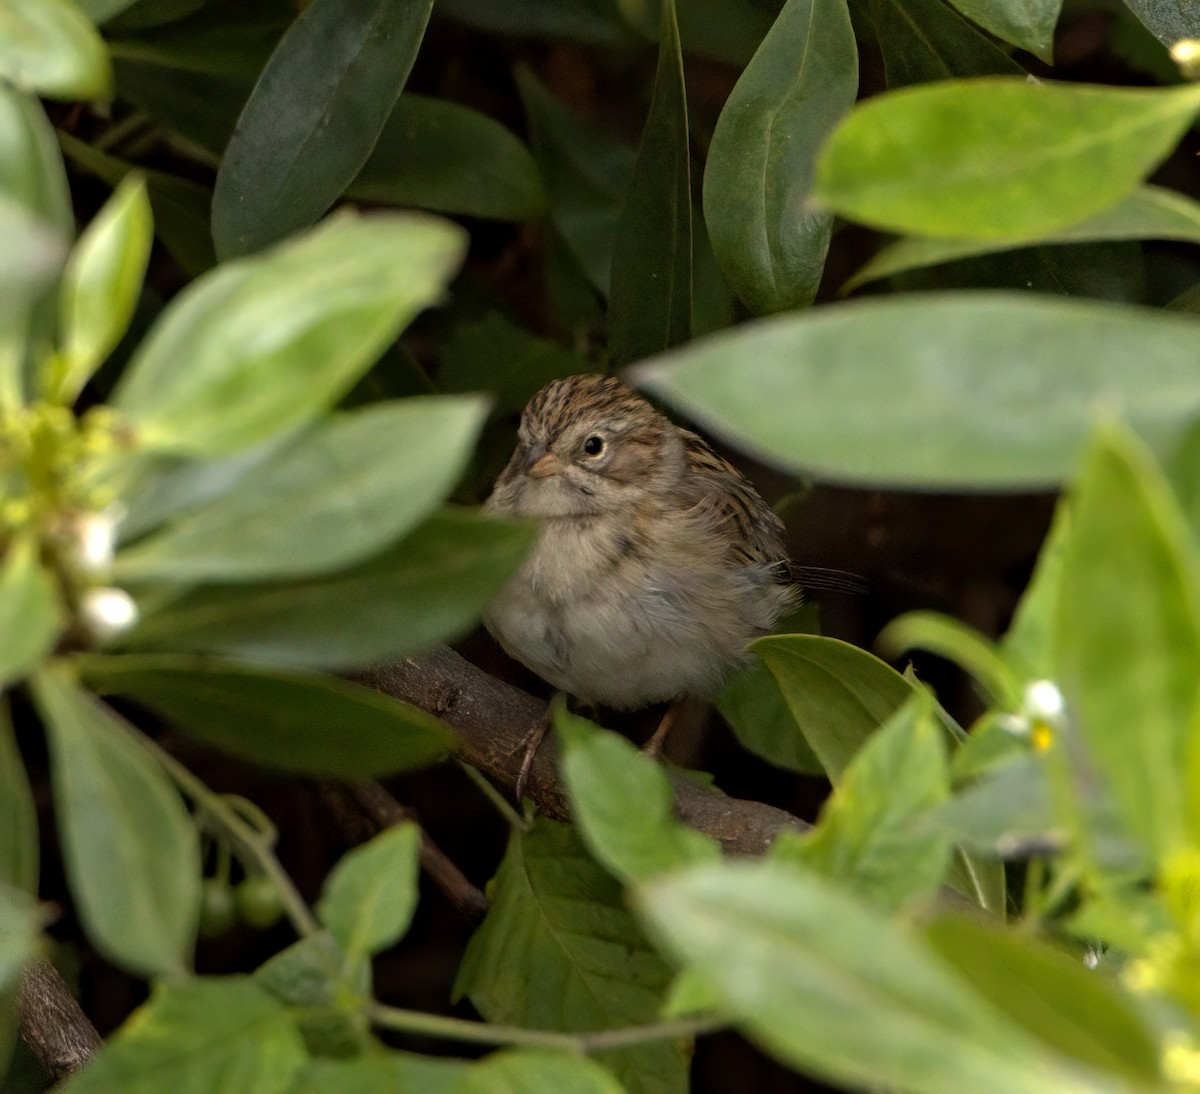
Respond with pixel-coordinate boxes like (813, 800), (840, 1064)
(17, 958), (101, 1080)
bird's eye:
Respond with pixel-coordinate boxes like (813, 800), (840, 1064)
(582, 435), (605, 457)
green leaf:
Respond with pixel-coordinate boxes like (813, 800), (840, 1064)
(462, 1050), (627, 1094)
(814, 79), (1200, 240)
(288, 1052), (465, 1094)
(50, 174), (153, 404)
(516, 67), (635, 295)
(633, 291), (1200, 489)
(751, 635), (916, 781)
(703, 0), (856, 315)
(0, 535), (61, 688)
(62, 977), (307, 1094)
(879, 612), (1021, 709)
(0, 0), (112, 100)
(76, 0), (141, 22)
(847, 185), (1200, 291)
(318, 823), (421, 963)
(57, 130), (216, 278)
(1055, 423), (1200, 857)
(122, 509), (533, 670)
(347, 94), (545, 222)
(32, 665), (200, 978)
(608, 0), (691, 365)
(1002, 499), (1071, 680)
(925, 916), (1161, 1084)
(715, 656), (823, 775)
(0, 706), (37, 893)
(0, 196), (67, 324)
(942, 0), (1060, 61)
(112, 212), (466, 457)
(78, 655), (455, 777)
(115, 397), (489, 582)
(774, 693), (952, 912)
(0, 883), (40, 1078)
(211, 0), (433, 257)
(555, 703), (718, 884)
(454, 819), (687, 1094)
(865, 0), (1024, 86)
(636, 858), (1101, 1094)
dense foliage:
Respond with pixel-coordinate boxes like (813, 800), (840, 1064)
(3, 0), (1200, 1090)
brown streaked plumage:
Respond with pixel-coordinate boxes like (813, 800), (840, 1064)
(484, 374), (796, 713)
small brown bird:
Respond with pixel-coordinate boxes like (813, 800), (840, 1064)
(484, 374), (797, 789)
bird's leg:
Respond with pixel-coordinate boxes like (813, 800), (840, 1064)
(513, 709), (552, 801)
(641, 702), (680, 758)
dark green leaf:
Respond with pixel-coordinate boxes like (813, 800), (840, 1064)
(943, 0), (1060, 61)
(454, 819), (687, 1094)
(115, 397), (489, 582)
(113, 212), (466, 457)
(348, 94), (544, 222)
(78, 655), (456, 777)
(556, 703), (718, 883)
(1055, 423), (1200, 856)
(715, 657), (823, 774)
(57, 131), (217, 277)
(318, 823), (421, 962)
(76, 0), (141, 23)
(846, 185), (1200, 292)
(516, 68), (635, 295)
(608, 0), (691, 365)
(774, 693), (952, 912)
(0, 536), (61, 688)
(703, 0), (856, 314)
(865, 0), (1023, 87)
(211, 0), (433, 257)
(0, 0), (112, 100)
(33, 665), (200, 978)
(0, 706), (37, 893)
(62, 977), (307, 1093)
(634, 292), (1200, 489)
(814, 79), (1200, 240)
(434, 0), (628, 45)
(50, 175), (153, 404)
(111, 64), (246, 157)
(751, 635), (916, 781)
(925, 916), (1162, 1084)
(122, 509), (533, 670)
(637, 858), (1098, 1093)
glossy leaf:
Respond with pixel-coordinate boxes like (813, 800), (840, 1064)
(865, 0), (1027, 85)
(0, 535), (60, 688)
(555, 704), (718, 883)
(122, 509), (533, 670)
(847, 185), (1200, 291)
(634, 292), (1200, 489)
(455, 819), (687, 1094)
(318, 823), (421, 963)
(516, 67), (635, 294)
(1055, 424), (1200, 856)
(33, 666), (200, 978)
(0, 705), (38, 893)
(814, 79), (1200, 240)
(608, 0), (691, 365)
(0, 0), (112, 100)
(703, 0), (856, 315)
(750, 635), (916, 781)
(925, 916), (1161, 1084)
(51, 175), (153, 404)
(943, 0), (1060, 61)
(115, 397), (489, 582)
(637, 859), (1100, 1094)
(212, 0), (433, 257)
(775, 693), (952, 912)
(57, 131), (216, 277)
(64, 977), (307, 1094)
(113, 212), (466, 457)
(79, 655), (456, 777)
(348, 95), (544, 221)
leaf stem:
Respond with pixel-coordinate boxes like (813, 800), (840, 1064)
(456, 758), (528, 830)
(135, 732), (320, 936)
(367, 1001), (720, 1052)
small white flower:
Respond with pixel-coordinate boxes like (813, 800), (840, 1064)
(1023, 679), (1065, 725)
(74, 505), (125, 574)
(81, 587), (138, 639)
(1171, 38), (1200, 72)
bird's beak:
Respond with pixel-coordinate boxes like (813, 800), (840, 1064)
(526, 451), (563, 479)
